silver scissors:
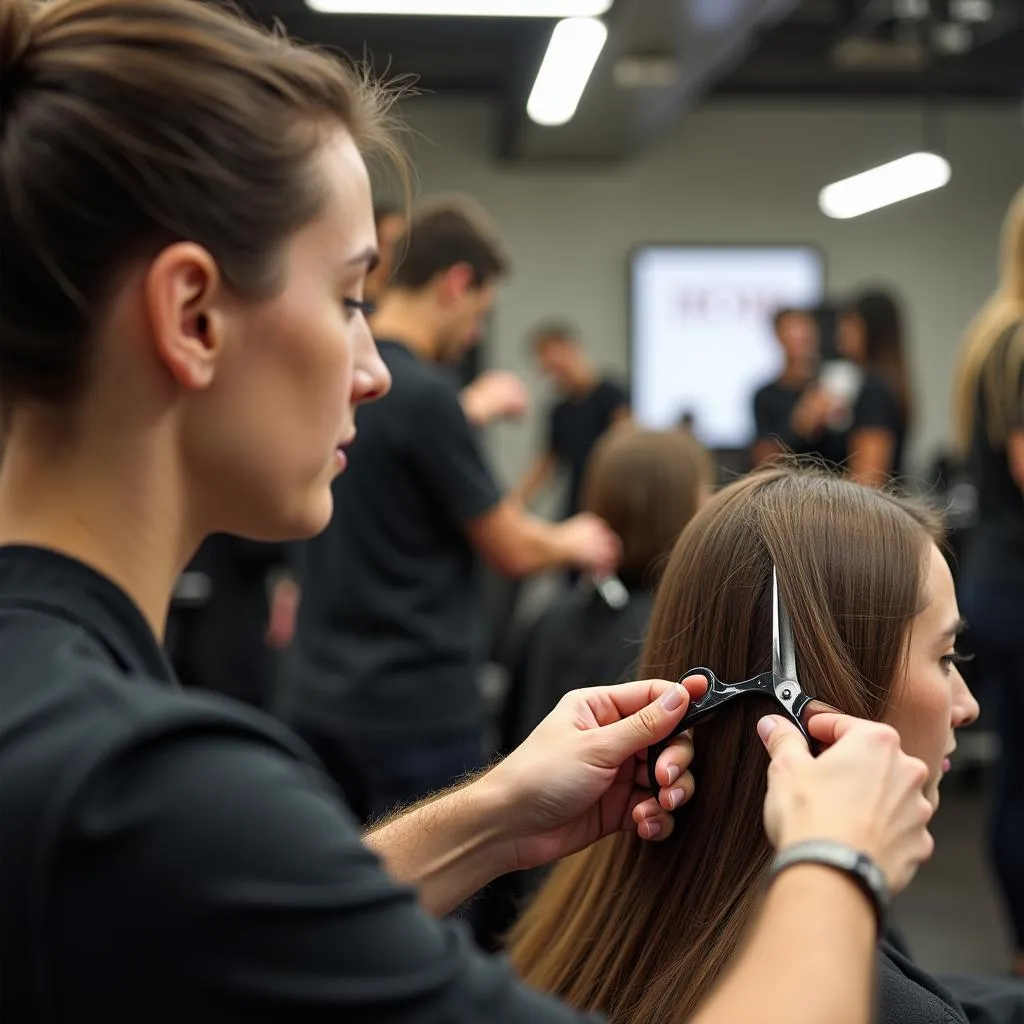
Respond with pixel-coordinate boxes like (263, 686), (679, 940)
(646, 565), (817, 795)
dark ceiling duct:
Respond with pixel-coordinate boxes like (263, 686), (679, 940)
(500, 0), (802, 162)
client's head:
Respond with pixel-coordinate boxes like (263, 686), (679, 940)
(509, 466), (978, 1024)
(580, 426), (711, 587)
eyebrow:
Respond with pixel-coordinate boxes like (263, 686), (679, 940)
(346, 246), (380, 272)
(939, 617), (967, 642)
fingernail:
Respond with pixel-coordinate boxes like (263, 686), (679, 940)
(668, 788), (681, 810)
(757, 717), (777, 743)
(645, 820), (662, 839)
(660, 682), (685, 712)
(666, 764), (680, 785)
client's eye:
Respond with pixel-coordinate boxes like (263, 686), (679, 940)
(343, 297), (375, 318)
(941, 650), (974, 674)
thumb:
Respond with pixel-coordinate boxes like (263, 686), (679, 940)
(757, 715), (812, 763)
(601, 677), (703, 758)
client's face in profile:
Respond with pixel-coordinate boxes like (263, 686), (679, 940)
(887, 543), (980, 808)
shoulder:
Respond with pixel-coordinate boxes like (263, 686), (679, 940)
(876, 943), (968, 1024)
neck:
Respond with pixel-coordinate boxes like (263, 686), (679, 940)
(778, 361), (813, 387)
(370, 290), (442, 362)
(0, 415), (197, 640)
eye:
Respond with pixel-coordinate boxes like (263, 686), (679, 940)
(343, 297), (375, 318)
(941, 650), (974, 674)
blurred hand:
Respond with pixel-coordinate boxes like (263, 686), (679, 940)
(790, 386), (834, 439)
(758, 713), (934, 895)
(481, 676), (707, 872)
(560, 512), (621, 578)
(460, 370), (530, 427)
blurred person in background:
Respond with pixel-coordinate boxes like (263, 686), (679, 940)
(289, 199), (620, 821)
(839, 288), (914, 480)
(515, 322), (630, 519)
(953, 184), (1024, 978)
(504, 426), (712, 749)
(753, 307), (900, 486)
(169, 536), (301, 711)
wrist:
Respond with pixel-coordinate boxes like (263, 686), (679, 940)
(770, 839), (890, 936)
(457, 770), (520, 877)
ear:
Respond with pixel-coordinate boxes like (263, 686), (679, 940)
(438, 262), (475, 305)
(143, 242), (226, 391)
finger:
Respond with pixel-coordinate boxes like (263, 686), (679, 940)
(805, 711), (866, 747)
(757, 715), (812, 762)
(658, 770), (695, 812)
(595, 681), (699, 761)
(631, 797), (675, 842)
(584, 674), (708, 726)
(655, 733), (694, 788)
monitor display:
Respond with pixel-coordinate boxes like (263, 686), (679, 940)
(630, 245), (825, 449)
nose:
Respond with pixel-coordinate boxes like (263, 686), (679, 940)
(352, 328), (391, 406)
(952, 672), (981, 729)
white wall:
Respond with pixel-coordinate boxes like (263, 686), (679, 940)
(397, 97), (1024, 488)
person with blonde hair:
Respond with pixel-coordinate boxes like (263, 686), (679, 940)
(953, 184), (1024, 975)
(510, 466), (982, 1024)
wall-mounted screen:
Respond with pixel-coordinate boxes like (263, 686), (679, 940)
(630, 245), (825, 449)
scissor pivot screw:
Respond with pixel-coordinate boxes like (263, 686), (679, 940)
(781, 688), (792, 700)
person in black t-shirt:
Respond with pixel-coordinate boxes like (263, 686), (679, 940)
(515, 323), (630, 519)
(753, 307), (901, 485)
(838, 289), (915, 481)
(289, 199), (621, 820)
(954, 185), (1024, 978)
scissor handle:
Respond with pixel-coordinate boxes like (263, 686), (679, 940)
(646, 668), (726, 796)
(646, 667), (784, 795)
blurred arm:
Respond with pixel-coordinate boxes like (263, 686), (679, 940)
(513, 452), (558, 508)
(848, 427), (896, 488)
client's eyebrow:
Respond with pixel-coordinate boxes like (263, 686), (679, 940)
(346, 245), (380, 272)
(939, 617), (967, 642)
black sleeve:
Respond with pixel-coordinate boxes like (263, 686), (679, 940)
(853, 376), (901, 435)
(49, 729), (599, 1023)
(408, 377), (503, 525)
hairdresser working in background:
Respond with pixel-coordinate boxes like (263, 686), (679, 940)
(0, 1), (935, 1021)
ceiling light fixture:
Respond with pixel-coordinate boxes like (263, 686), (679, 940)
(526, 16), (608, 126)
(819, 151), (951, 219)
(304, 0), (612, 16)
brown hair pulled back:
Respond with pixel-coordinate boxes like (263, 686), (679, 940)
(0, 0), (402, 405)
(509, 466), (942, 1024)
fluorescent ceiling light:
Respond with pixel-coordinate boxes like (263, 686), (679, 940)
(527, 17), (608, 126)
(304, 0), (611, 15)
(819, 152), (951, 219)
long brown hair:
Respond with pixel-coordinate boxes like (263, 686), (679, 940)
(953, 185), (1024, 453)
(581, 426), (711, 586)
(0, 0), (406, 408)
(508, 466), (942, 1023)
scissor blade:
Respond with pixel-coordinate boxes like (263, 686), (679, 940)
(772, 566), (798, 685)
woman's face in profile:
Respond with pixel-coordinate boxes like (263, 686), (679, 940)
(887, 543), (980, 808)
(186, 129), (391, 541)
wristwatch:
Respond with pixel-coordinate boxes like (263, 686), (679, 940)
(769, 839), (891, 935)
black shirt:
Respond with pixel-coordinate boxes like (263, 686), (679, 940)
(0, 543), (593, 1022)
(291, 340), (502, 740)
(965, 323), (1024, 587)
(549, 379), (628, 518)
(753, 371), (902, 473)
(502, 583), (654, 751)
